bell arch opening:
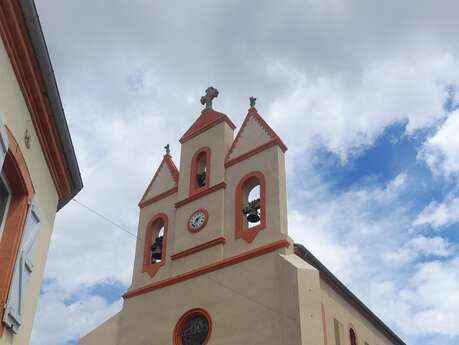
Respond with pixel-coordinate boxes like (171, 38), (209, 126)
(243, 180), (261, 229)
(150, 219), (165, 264)
(190, 147), (211, 194)
(235, 171), (266, 243)
(143, 213), (168, 277)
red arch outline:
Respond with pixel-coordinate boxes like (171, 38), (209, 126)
(173, 308), (212, 345)
(189, 147), (211, 195)
(143, 213), (168, 278)
(235, 171), (266, 243)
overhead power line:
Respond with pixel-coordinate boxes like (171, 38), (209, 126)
(72, 198), (137, 239)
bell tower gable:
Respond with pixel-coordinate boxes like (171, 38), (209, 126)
(139, 153), (179, 208)
(226, 108), (287, 166)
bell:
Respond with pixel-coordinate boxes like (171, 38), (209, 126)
(196, 171), (206, 187)
(246, 208), (260, 223)
(242, 198), (261, 223)
(150, 236), (163, 262)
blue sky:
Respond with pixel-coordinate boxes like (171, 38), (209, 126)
(30, 1), (459, 344)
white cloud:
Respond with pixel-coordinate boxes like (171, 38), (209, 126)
(289, 172), (459, 340)
(29, 0), (459, 344)
(31, 286), (122, 345)
(414, 196), (459, 229)
(419, 110), (459, 178)
(383, 235), (454, 265)
(268, 56), (453, 160)
(371, 258), (459, 337)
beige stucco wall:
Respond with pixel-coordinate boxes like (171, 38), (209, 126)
(82, 249), (325, 345)
(0, 37), (60, 345)
(319, 279), (395, 345)
(79, 313), (120, 345)
(177, 121), (234, 201)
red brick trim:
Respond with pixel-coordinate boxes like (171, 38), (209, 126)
(171, 237), (225, 261)
(235, 171), (266, 243)
(138, 154), (179, 207)
(139, 187), (177, 208)
(189, 147), (211, 195)
(225, 139), (285, 168)
(180, 109), (236, 144)
(0, 1), (72, 204)
(124, 239), (289, 299)
(226, 108), (287, 163)
(164, 155), (179, 185)
(0, 128), (34, 335)
(142, 213), (168, 278)
(173, 308), (212, 345)
(175, 182), (226, 208)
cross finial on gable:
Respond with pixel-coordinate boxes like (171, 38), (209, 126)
(200, 86), (219, 110)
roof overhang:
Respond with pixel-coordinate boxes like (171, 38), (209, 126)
(0, 0), (83, 209)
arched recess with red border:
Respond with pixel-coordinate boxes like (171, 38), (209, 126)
(235, 171), (266, 243)
(349, 326), (358, 345)
(173, 308), (212, 345)
(189, 147), (211, 195)
(143, 213), (168, 278)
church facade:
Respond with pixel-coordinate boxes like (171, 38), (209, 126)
(80, 88), (404, 345)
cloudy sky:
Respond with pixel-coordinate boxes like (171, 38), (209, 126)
(30, 1), (459, 344)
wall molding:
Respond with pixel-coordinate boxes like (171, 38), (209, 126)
(171, 237), (225, 260)
(139, 187), (177, 208)
(124, 239), (289, 299)
(175, 182), (226, 208)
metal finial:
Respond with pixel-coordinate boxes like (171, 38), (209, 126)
(164, 144), (170, 156)
(200, 86), (219, 110)
(249, 96), (256, 109)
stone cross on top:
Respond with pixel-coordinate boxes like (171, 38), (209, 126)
(200, 86), (219, 110)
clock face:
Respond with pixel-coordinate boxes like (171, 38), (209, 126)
(188, 210), (208, 232)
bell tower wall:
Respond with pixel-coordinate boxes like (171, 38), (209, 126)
(177, 121), (234, 201)
(132, 193), (177, 289)
(223, 145), (288, 257)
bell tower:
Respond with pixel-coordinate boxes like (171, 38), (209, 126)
(130, 87), (290, 290)
(173, 87), (236, 260)
(80, 87), (407, 345)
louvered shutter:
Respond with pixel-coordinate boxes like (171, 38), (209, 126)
(3, 200), (41, 333)
(0, 115), (9, 168)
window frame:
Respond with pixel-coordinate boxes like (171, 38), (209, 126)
(0, 127), (34, 336)
(173, 308), (212, 345)
(0, 172), (12, 240)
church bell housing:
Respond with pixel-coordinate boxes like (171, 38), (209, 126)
(79, 88), (406, 345)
